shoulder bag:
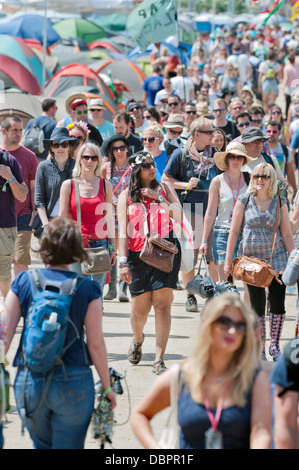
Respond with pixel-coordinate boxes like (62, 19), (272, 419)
(74, 179), (111, 275)
(158, 364), (180, 449)
(232, 196), (282, 288)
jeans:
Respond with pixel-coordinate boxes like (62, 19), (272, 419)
(212, 227), (241, 265)
(71, 239), (108, 299)
(14, 366), (95, 449)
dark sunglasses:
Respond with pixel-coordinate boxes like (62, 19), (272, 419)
(89, 108), (103, 112)
(237, 121), (251, 128)
(266, 130), (278, 134)
(129, 106), (141, 112)
(74, 109), (88, 115)
(51, 142), (69, 149)
(81, 155), (98, 162)
(251, 119), (262, 124)
(213, 108), (226, 113)
(70, 135), (84, 142)
(185, 110), (197, 115)
(227, 154), (245, 160)
(253, 174), (270, 179)
(112, 145), (127, 152)
(198, 130), (214, 135)
(169, 102), (179, 107)
(271, 110), (281, 115)
(142, 137), (159, 143)
(214, 315), (246, 334)
(141, 161), (156, 169)
(143, 115), (152, 120)
(168, 128), (182, 135)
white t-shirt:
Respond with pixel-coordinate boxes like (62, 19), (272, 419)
(170, 76), (195, 102)
(226, 54), (251, 82)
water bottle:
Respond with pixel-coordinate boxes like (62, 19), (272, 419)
(286, 285), (297, 295)
(42, 312), (58, 332)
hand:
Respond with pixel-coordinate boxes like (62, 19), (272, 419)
(106, 390), (117, 410)
(199, 242), (207, 255)
(0, 164), (13, 181)
(110, 250), (117, 266)
(187, 177), (198, 190)
(29, 211), (37, 227)
(224, 261), (232, 280)
(119, 265), (132, 284)
(140, 187), (158, 200)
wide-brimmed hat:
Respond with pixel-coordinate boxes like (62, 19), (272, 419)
(88, 98), (106, 110)
(164, 114), (184, 129)
(241, 127), (269, 143)
(106, 134), (130, 151)
(214, 142), (255, 171)
(65, 93), (86, 114)
(43, 127), (80, 148)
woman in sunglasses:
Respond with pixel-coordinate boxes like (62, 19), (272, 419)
(66, 121), (89, 158)
(224, 163), (294, 361)
(59, 141), (116, 298)
(34, 127), (79, 236)
(142, 123), (166, 181)
(117, 151), (182, 375)
(130, 292), (272, 449)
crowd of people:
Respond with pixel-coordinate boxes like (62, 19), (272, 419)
(1, 19), (299, 449)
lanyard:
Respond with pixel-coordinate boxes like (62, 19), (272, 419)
(226, 173), (242, 207)
(204, 382), (231, 432)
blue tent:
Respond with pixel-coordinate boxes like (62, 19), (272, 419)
(128, 41), (191, 67)
(0, 15), (60, 47)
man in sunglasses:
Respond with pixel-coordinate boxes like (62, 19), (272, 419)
(126, 100), (149, 136)
(230, 112), (252, 143)
(212, 98), (240, 143)
(163, 114), (187, 159)
(167, 94), (182, 114)
(181, 102), (198, 139)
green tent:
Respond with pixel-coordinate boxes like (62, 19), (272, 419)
(89, 13), (127, 32)
(52, 18), (107, 44)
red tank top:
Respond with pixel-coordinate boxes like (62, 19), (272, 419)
(127, 184), (173, 252)
(69, 178), (108, 243)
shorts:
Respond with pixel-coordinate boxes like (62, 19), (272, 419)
(0, 226), (17, 282)
(212, 227), (240, 266)
(262, 79), (278, 96)
(13, 215), (32, 265)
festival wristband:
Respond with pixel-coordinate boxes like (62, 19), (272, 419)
(202, 241), (208, 244)
(119, 256), (127, 263)
(103, 385), (112, 395)
(2, 176), (16, 192)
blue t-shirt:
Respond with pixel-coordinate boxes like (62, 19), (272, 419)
(154, 150), (168, 181)
(143, 75), (164, 106)
(11, 269), (101, 368)
(290, 128), (299, 153)
(96, 121), (114, 140)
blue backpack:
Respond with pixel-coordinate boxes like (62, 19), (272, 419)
(22, 270), (81, 373)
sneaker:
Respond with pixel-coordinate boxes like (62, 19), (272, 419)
(175, 280), (184, 290)
(186, 294), (198, 312)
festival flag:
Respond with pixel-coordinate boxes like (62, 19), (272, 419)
(261, 0), (286, 25)
(127, 0), (178, 53)
(292, 0), (299, 21)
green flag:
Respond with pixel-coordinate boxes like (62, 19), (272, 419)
(127, 0), (178, 52)
(262, 0), (286, 26)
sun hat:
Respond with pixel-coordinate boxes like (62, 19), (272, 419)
(214, 141), (255, 171)
(241, 127), (269, 143)
(164, 114), (184, 129)
(43, 127), (80, 148)
(65, 93), (86, 114)
(88, 98), (106, 110)
(106, 134), (130, 152)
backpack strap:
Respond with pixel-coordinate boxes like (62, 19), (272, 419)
(261, 151), (275, 169)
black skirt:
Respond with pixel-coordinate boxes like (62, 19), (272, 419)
(127, 231), (181, 297)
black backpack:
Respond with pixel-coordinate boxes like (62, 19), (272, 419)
(24, 118), (51, 156)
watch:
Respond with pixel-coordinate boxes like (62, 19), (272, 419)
(157, 195), (166, 204)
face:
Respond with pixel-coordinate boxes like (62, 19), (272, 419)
(244, 139), (263, 159)
(140, 157), (156, 181)
(183, 105), (197, 126)
(69, 128), (85, 151)
(236, 117), (251, 133)
(128, 104), (142, 120)
(166, 126), (183, 139)
(211, 307), (246, 353)
(113, 118), (129, 137)
(111, 140), (128, 165)
(251, 114), (263, 128)
(73, 104), (88, 122)
(211, 131), (225, 150)
(252, 169), (271, 192)
(226, 153), (245, 171)
(80, 147), (99, 173)
(226, 65), (234, 76)
(143, 111), (155, 122)
(194, 124), (214, 147)
(4, 120), (23, 145)
(270, 107), (282, 120)
(230, 101), (244, 119)
(168, 97), (181, 113)
(213, 103), (227, 119)
(89, 107), (105, 118)
(142, 131), (162, 153)
(50, 140), (70, 158)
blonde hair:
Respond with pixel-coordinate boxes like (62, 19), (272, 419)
(190, 116), (213, 136)
(144, 123), (164, 139)
(182, 293), (259, 407)
(248, 163), (277, 198)
(73, 141), (102, 178)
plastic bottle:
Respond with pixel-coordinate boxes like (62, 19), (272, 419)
(42, 312), (58, 332)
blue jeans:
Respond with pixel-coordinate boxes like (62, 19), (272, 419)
(71, 239), (108, 299)
(14, 366), (95, 449)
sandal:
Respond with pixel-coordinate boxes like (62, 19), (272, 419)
(152, 359), (167, 375)
(127, 334), (144, 365)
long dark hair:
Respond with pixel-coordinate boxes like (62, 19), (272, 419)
(128, 152), (159, 203)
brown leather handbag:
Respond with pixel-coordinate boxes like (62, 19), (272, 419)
(232, 196), (282, 288)
(140, 233), (178, 273)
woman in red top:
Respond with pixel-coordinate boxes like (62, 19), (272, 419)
(59, 141), (116, 299)
(118, 151), (183, 375)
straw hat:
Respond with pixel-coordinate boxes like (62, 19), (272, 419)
(214, 141), (255, 171)
(65, 93), (86, 114)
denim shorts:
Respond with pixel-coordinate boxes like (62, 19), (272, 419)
(212, 227), (240, 265)
(14, 366), (95, 449)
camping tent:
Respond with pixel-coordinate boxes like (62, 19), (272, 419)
(0, 90), (44, 126)
(52, 18), (106, 44)
(0, 14), (60, 47)
(88, 13), (127, 32)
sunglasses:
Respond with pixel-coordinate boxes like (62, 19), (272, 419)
(266, 130), (278, 134)
(238, 121), (251, 128)
(169, 102), (179, 107)
(112, 145), (127, 152)
(81, 155), (98, 162)
(251, 119), (262, 124)
(185, 110), (197, 115)
(74, 109), (88, 115)
(271, 110), (281, 115)
(252, 174), (270, 179)
(129, 106), (141, 112)
(213, 109), (226, 113)
(51, 142), (69, 149)
(89, 108), (103, 112)
(143, 115), (152, 120)
(168, 128), (182, 135)
(198, 130), (214, 135)
(227, 154), (245, 160)
(214, 315), (246, 335)
(70, 135), (84, 142)
(142, 137), (159, 143)
(141, 161), (156, 169)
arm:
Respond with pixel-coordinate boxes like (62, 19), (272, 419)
(141, 182), (183, 224)
(4, 290), (22, 355)
(162, 172), (199, 192)
(290, 203), (299, 234)
(0, 164), (28, 203)
(273, 386), (299, 449)
(84, 297), (116, 408)
(224, 199), (245, 278)
(29, 179), (36, 226)
(280, 202), (295, 256)
(286, 160), (298, 195)
(104, 180), (116, 266)
(250, 370), (272, 449)
(58, 179), (72, 218)
(130, 367), (173, 449)
(200, 177), (220, 255)
(282, 249), (299, 286)
(117, 190), (132, 285)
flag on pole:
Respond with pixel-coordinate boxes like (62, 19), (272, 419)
(261, 0), (286, 25)
(127, 0), (178, 53)
(292, 0), (299, 21)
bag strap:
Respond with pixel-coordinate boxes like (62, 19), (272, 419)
(73, 179), (82, 231)
(270, 196), (281, 263)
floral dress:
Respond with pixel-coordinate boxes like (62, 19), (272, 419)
(238, 193), (288, 273)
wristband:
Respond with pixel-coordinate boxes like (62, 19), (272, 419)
(103, 385), (112, 395)
(185, 183), (188, 191)
(119, 256), (127, 263)
(202, 241), (208, 244)
(2, 176), (16, 192)
(119, 262), (129, 268)
(108, 243), (115, 254)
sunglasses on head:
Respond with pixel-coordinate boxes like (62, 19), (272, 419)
(266, 129), (278, 134)
(74, 109), (88, 115)
(70, 135), (84, 142)
(168, 128), (182, 135)
(81, 155), (98, 162)
(214, 315), (246, 335)
(142, 137), (159, 143)
(129, 106), (141, 112)
(169, 102), (179, 107)
(141, 161), (156, 169)
(112, 145), (127, 152)
(253, 174), (270, 179)
(51, 142), (69, 149)
(238, 121), (251, 128)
